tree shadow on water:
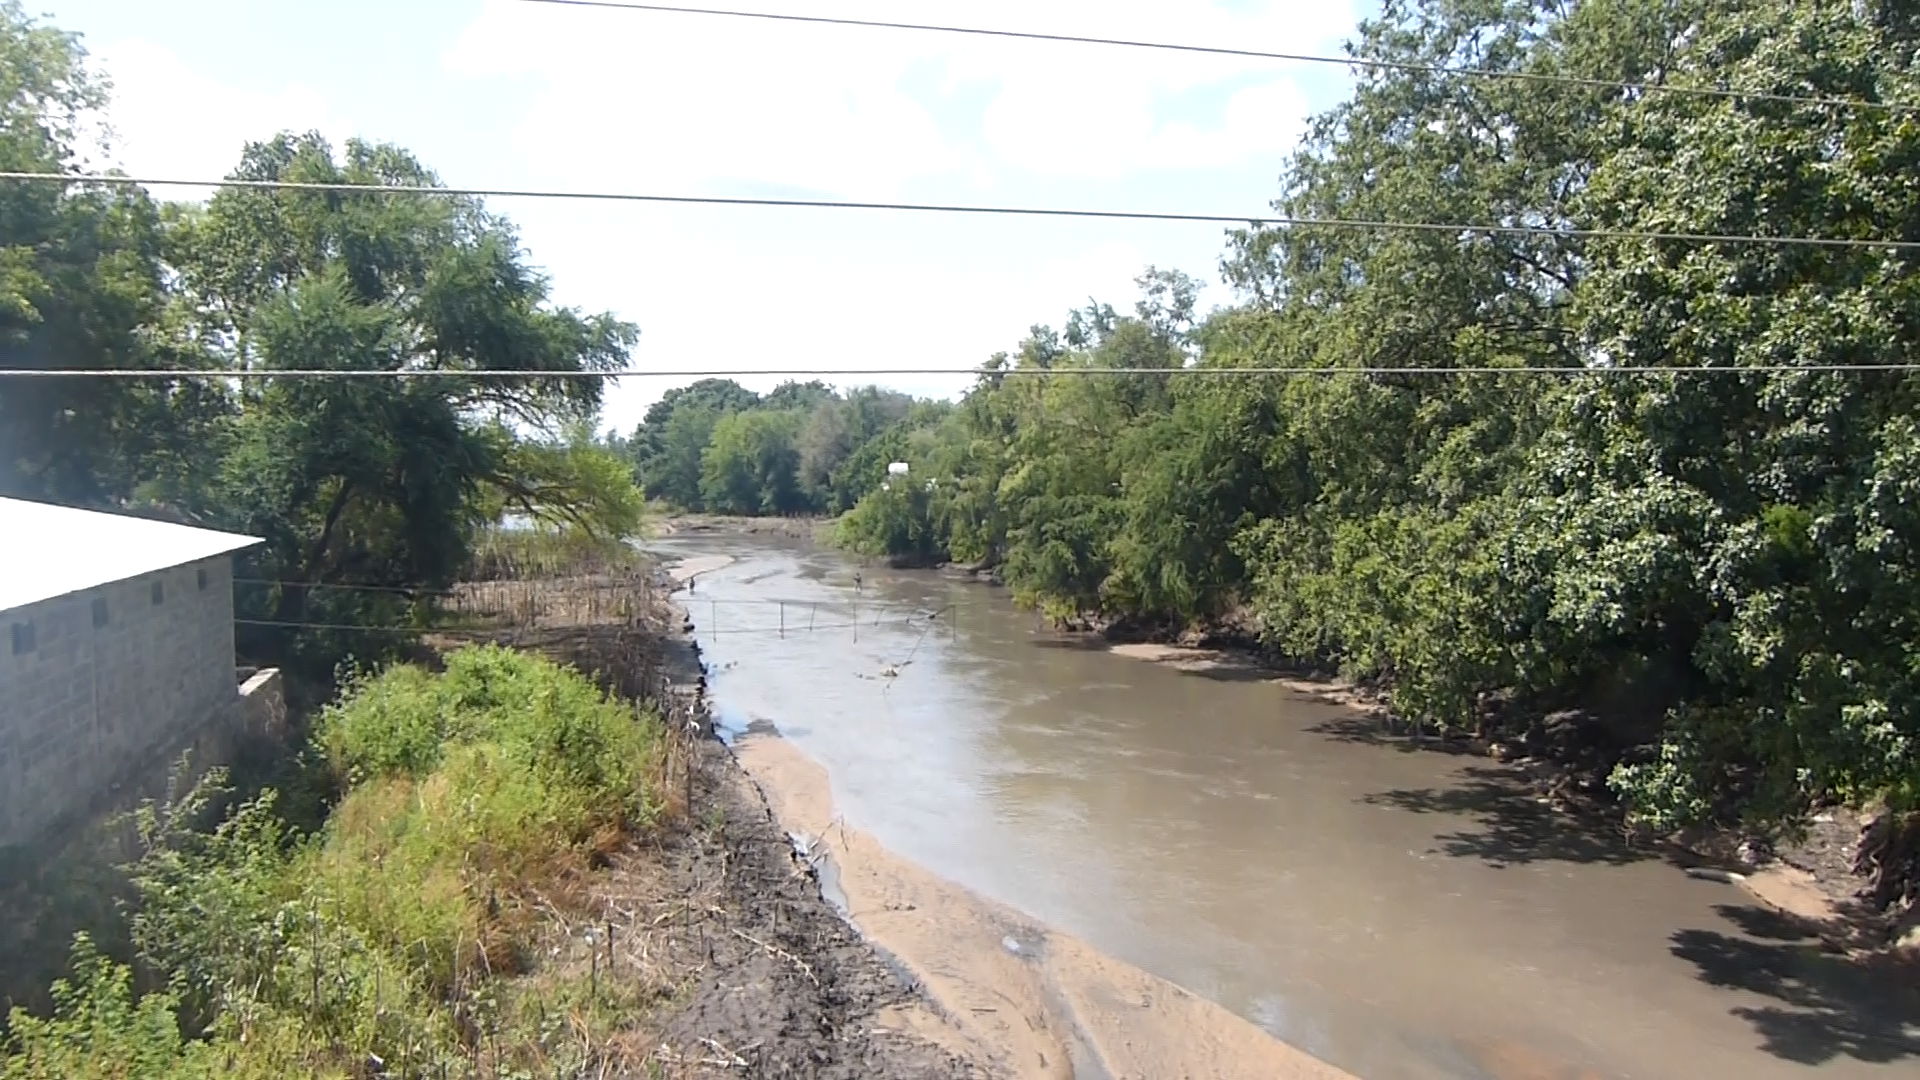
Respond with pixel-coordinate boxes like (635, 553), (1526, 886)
(1670, 904), (1920, 1065)
(1308, 714), (1479, 755)
(1360, 765), (1650, 867)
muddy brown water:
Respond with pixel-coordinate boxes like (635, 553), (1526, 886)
(654, 536), (1920, 1080)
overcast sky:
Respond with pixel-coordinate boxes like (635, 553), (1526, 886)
(48, 0), (1369, 433)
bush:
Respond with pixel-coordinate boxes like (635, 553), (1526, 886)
(321, 644), (658, 818)
(7, 646), (664, 1076)
(1, 936), (212, 1080)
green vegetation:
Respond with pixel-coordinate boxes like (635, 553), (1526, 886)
(0, 0), (1914, 908)
(614, 377), (951, 516)
(836, 0), (1920, 836)
(0, 1), (644, 675)
(2, 647), (664, 1078)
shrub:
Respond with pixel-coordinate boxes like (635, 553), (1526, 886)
(8, 646), (666, 1076)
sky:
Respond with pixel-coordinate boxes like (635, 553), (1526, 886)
(44, 0), (1370, 434)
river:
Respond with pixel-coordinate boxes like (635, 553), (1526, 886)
(652, 533), (1919, 1080)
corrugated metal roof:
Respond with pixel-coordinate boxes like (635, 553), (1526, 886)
(0, 497), (261, 612)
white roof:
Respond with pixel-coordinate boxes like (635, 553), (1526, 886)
(0, 497), (261, 612)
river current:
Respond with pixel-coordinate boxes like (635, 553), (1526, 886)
(654, 534), (1918, 1080)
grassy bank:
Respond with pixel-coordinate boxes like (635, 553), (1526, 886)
(2, 646), (668, 1079)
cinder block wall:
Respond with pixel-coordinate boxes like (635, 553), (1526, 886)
(0, 555), (241, 848)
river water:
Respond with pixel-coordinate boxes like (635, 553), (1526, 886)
(654, 534), (1919, 1080)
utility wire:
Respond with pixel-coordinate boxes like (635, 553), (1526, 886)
(2, 172), (1916, 251)
(511, 0), (1916, 115)
(6, 364), (1920, 379)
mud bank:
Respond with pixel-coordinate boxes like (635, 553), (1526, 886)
(634, 735), (979, 1077)
(728, 732), (1352, 1080)
(667, 553), (736, 583)
(629, 569), (973, 1078)
(658, 514), (827, 541)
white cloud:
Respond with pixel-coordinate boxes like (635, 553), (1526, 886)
(940, 2), (1343, 176)
(978, 73), (1311, 179)
(73, 1), (1355, 434)
(443, 1), (965, 195)
(493, 190), (1172, 432)
(90, 40), (351, 183)
(444, 0), (1350, 192)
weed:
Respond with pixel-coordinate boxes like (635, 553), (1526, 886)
(5, 646), (668, 1076)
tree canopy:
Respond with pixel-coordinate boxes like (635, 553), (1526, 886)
(623, 378), (936, 516)
(0, 3), (643, 671)
(1, 0), (1915, 834)
(837, 0), (1920, 831)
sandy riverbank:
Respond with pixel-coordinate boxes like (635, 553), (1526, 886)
(666, 553), (736, 583)
(728, 731), (1352, 1079)
(658, 551), (1349, 1077)
(656, 514), (827, 541)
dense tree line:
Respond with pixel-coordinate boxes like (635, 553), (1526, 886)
(839, 0), (1920, 837)
(617, 377), (953, 516)
(0, 3), (642, 670)
(5, 0), (1916, 842)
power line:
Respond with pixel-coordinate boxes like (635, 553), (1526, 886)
(511, 0), (1915, 115)
(3, 172), (1916, 250)
(5, 364), (1920, 380)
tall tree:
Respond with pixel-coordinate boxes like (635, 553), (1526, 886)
(163, 133), (636, 639)
(628, 378), (758, 505)
(0, 2), (207, 503)
(699, 409), (805, 514)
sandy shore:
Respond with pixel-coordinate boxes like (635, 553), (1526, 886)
(657, 553), (1343, 1076)
(730, 732), (1354, 1080)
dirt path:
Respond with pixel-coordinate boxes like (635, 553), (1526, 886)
(729, 731), (1355, 1080)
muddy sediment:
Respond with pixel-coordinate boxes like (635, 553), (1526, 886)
(730, 733), (1354, 1080)
(614, 551), (970, 1076)
(656, 552), (1350, 1079)
(632, 735), (979, 1078)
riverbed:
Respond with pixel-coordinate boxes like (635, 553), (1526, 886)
(656, 534), (1920, 1079)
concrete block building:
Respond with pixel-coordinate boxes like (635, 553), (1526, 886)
(0, 497), (262, 848)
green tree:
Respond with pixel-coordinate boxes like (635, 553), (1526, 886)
(796, 386), (912, 511)
(629, 378), (758, 506)
(760, 379), (834, 412)
(0, 2), (212, 503)
(159, 133), (636, 662)
(698, 409), (804, 514)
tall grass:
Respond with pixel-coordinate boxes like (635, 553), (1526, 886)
(2, 646), (665, 1078)
(467, 525), (644, 581)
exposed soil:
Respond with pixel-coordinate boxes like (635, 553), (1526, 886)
(597, 734), (979, 1078)
(494, 557), (976, 1077)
